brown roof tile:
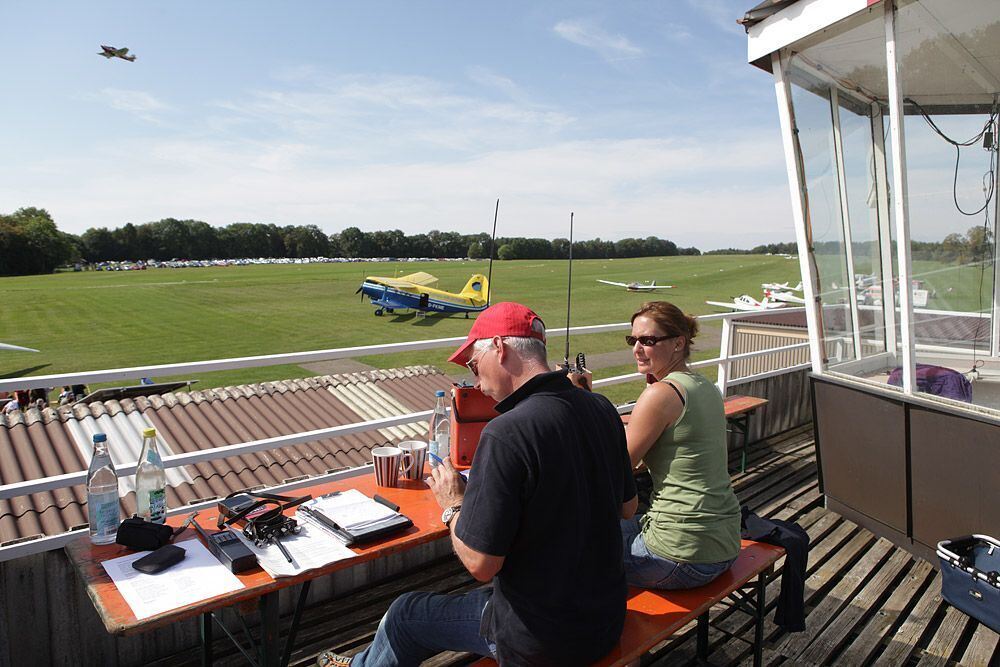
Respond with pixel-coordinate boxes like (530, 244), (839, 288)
(0, 365), (454, 546)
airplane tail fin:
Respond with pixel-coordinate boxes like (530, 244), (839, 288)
(459, 274), (489, 305)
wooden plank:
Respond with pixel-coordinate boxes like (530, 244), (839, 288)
(959, 622), (1000, 667)
(915, 604), (973, 667)
(871, 572), (946, 667)
(836, 559), (935, 666)
(772, 536), (892, 658)
(797, 548), (913, 664)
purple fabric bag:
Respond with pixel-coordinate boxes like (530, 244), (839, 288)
(887, 364), (973, 402)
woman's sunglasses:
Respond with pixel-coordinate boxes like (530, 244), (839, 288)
(625, 334), (673, 347)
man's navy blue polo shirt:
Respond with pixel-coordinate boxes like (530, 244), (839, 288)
(455, 370), (637, 665)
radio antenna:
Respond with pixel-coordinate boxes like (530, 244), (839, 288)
(564, 212), (574, 368)
(486, 198), (499, 306)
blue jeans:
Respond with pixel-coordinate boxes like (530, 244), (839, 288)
(620, 517), (735, 590)
(351, 588), (496, 667)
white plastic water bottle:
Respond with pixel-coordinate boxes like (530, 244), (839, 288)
(135, 427), (167, 523)
(87, 432), (120, 545)
(430, 390), (451, 463)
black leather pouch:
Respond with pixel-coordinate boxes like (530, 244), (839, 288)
(117, 516), (175, 551)
(132, 544), (186, 574)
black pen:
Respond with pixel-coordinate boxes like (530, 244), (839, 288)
(300, 505), (354, 545)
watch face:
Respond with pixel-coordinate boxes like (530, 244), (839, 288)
(442, 506), (459, 525)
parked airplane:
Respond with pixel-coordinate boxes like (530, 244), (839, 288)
(357, 271), (489, 316)
(705, 295), (786, 312)
(761, 281), (802, 292)
(596, 279), (673, 291)
(98, 45), (136, 62)
(0, 343), (39, 352)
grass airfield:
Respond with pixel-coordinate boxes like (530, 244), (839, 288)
(2, 255), (801, 404)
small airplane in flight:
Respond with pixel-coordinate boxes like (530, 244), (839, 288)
(98, 45), (136, 62)
(761, 281), (802, 292)
(358, 271), (490, 316)
(705, 295), (786, 312)
(596, 279), (673, 292)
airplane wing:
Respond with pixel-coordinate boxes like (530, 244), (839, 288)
(0, 342), (39, 352)
(705, 300), (750, 311)
(118, 48), (130, 55)
(396, 271), (438, 287)
(597, 280), (628, 287)
(631, 284), (673, 290)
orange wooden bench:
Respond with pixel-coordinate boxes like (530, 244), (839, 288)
(469, 539), (784, 667)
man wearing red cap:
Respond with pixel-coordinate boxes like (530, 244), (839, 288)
(317, 302), (637, 667)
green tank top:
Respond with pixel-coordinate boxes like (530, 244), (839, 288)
(640, 371), (741, 563)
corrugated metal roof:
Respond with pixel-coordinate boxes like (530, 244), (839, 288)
(0, 366), (453, 546)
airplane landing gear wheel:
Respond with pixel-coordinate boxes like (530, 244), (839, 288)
(375, 309), (384, 316)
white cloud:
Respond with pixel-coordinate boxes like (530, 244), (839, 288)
(553, 19), (643, 61)
(211, 73), (574, 158)
(101, 88), (169, 114)
(0, 132), (793, 249)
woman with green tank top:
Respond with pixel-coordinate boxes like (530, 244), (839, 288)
(619, 301), (741, 589)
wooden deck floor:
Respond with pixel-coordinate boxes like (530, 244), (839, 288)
(168, 425), (1000, 667)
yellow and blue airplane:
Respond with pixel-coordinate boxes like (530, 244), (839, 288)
(357, 271), (489, 316)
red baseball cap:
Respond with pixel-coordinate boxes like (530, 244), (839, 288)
(447, 302), (546, 365)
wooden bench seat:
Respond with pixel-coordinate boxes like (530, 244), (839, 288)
(469, 539), (784, 667)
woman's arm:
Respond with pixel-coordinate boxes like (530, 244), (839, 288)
(625, 381), (686, 468)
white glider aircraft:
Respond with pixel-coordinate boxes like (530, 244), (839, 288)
(705, 295), (786, 312)
(596, 280), (673, 292)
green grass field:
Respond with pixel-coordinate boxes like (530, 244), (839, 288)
(0, 254), (804, 404)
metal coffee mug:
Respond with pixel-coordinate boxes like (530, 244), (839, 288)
(398, 441), (428, 481)
(372, 446), (410, 487)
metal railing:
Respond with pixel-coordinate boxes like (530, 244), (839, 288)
(0, 308), (810, 561)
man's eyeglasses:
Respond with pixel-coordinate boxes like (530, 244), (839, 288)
(466, 346), (488, 376)
(625, 335), (672, 347)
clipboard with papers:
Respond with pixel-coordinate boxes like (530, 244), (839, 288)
(297, 489), (413, 546)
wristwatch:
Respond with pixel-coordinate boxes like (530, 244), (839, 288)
(441, 504), (462, 528)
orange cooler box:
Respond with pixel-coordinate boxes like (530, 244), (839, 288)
(450, 385), (499, 469)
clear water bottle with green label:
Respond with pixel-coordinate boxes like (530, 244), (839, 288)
(135, 427), (167, 523)
(87, 432), (120, 544)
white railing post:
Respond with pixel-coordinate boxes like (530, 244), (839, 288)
(884, 1), (917, 394)
(717, 318), (733, 396)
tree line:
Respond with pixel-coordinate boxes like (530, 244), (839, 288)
(0, 208), (705, 276)
(4, 207), (994, 278)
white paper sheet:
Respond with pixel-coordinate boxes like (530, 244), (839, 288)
(232, 519), (355, 578)
(101, 538), (244, 620)
(305, 489), (396, 529)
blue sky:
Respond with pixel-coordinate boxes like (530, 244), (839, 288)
(0, 1), (793, 251)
